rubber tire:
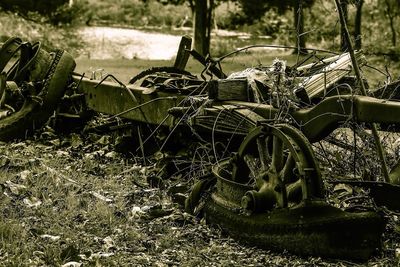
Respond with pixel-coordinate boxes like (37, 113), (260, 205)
(184, 175), (216, 214)
(0, 50), (76, 141)
(204, 198), (384, 260)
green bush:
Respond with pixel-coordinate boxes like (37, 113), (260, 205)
(89, 0), (189, 27)
(0, 0), (67, 15)
(49, 1), (91, 25)
(0, 11), (83, 56)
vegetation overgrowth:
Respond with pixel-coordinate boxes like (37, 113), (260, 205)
(0, 12), (84, 57)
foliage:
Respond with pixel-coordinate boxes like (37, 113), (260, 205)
(0, 0), (87, 25)
(0, 0), (68, 16)
(85, 0), (190, 28)
(303, 0), (400, 53)
(0, 12), (84, 57)
(232, 0), (315, 24)
(219, 0), (400, 54)
(49, 1), (91, 25)
(4, 0), (400, 58)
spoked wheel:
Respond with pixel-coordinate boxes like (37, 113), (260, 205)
(202, 122), (385, 260)
(230, 123), (324, 212)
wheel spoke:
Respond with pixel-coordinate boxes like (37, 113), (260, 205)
(0, 73), (6, 108)
(271, 135), (284, 172)
(287, 179), (302, 203)
(256, 136), (270, 171)
(243, 154), (258, 181)
(280, 154), (296, 184)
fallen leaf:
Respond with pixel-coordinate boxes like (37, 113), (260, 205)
(56, 150), (70, 157)
(84, 150), (105, 159)
(61, 262), (82, 267)
(5, 180), (27, 195)
(40, 234), (61, 241)
(90, 191), (113, 203)
(23, 196), (42, 208)
(102, 236), (115, 251)
(105, 151), (118, 159)
(130, 206), (145, 219)
(89, 252), (114, 259)
(18, 170), (31, 180)
(71, 133), (83, 149)
(47, 139), (61, 147)
(96, 135), (111, 145)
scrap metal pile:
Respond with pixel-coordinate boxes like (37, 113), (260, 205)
(1, 35), (400, 261)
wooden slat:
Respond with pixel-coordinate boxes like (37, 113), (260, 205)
(298, 52), (365, 99)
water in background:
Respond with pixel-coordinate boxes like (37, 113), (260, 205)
(77, 26), (260, 60)
(78, 26), (182, 60)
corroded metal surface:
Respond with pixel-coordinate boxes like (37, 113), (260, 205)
(75, 76), (186, 127)
(207, 158), (385, 260)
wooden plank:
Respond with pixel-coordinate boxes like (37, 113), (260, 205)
(298, 52), (365, 99)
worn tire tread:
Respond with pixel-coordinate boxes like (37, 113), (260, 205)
(0, 50), (76, 141)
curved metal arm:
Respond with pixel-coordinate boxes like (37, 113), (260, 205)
(222, 95), (400, 142)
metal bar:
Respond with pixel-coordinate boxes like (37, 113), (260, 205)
(74, 75), (185, 127)
(174, 36), (192, 70)
(222, 95), (400, 142)
(334, 0), (390, 183)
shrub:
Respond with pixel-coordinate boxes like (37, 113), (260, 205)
(49, 1), (91, 25)
(0, 11), (83, 56)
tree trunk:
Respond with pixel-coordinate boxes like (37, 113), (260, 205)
(385, 0), (397, 46)
(389, 16), (397, 46)
(193, 0), (213, 57)
(354, 0), (363, 50)
(293, 0), (307, 54)
(188, 0), (195, 14)
(340, 0), (349, 51)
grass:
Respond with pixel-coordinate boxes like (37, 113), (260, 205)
(75, 50), (398, 88)
(75, 58), (171, 83)
(0, 132), (395, 266)
(0, 136), (318, 266)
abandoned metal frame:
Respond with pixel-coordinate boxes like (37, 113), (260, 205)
(76, 74), (400, 144)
